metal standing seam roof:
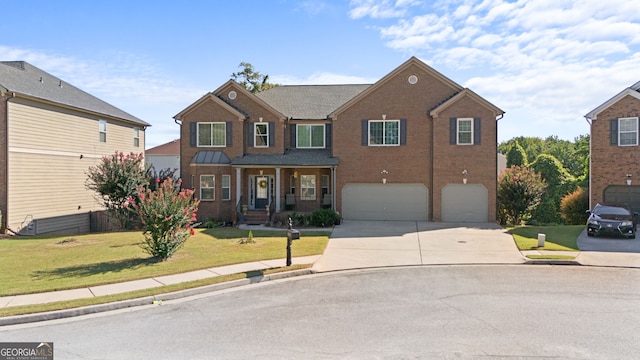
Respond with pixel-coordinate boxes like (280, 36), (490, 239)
(255, 84), (371, 119)
(232, 149), (338, 167)
(191, 151), (232, 165)
(0, 61), (149, 126)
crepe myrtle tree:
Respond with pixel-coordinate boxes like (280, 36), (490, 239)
(134, 178), (200, 260)
(498, 165), (547, 226)
(86, 152), (147, 229)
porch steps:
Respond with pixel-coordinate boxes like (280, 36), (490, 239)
(241, 210), (269, 225)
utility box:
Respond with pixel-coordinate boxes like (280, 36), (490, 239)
(537, 233), (546, 247)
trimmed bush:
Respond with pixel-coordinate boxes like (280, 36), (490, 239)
(308, 209), (340, 227)
(560, 187), (589, 225)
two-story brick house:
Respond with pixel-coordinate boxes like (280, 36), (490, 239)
(585, 81), (640, 213)
(175, 57), (504, 223)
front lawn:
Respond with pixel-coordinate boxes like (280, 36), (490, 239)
(509, 225), (583, 251)
(0, 228), (329, 297)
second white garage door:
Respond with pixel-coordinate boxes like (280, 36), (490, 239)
(342, 184), (428, 221)
(441, 184), (488, 222)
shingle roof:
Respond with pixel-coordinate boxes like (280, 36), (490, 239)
(232, 149), (338, 166)
(0, 61), (149, 126)
(146, 139), (180, 155)
(255, 84), (370, 119)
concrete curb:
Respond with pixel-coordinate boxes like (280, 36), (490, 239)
(0, 269), (314, 327)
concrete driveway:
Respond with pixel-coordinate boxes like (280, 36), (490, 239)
(312, 221), (525, 272)
(575, 227), (640, 268)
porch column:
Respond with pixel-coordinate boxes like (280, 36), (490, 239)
(331, 167), (336, 212)
(275, 167), (281, 212)
(235, 168), (242, 204)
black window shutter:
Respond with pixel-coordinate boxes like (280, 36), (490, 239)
(361, 119), (369, 146)
(290, 124), (296, 148)
(190, 122), (197, 147)
(268, 121), (275, 147)
(400, 119), (407, 145)
(610, 119), (618, 145)
(325, 123), (332, 149)
(449, 117), (457, 145)
(473, 117), (481, 145)
(248, 123), (254, 148)
(226, 121), (232, 147)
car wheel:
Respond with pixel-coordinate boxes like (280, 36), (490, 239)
(587, 232), (594, 237)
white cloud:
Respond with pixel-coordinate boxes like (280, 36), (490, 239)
(273, 72), (376, 85)
(0, 46), (205, 147)
(348, 0), (640, 140)
(349, 0), (420, 19)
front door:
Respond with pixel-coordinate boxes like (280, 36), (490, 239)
(254, 176), (270, 210)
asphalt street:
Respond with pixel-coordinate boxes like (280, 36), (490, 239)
(2, 265), (639, 359)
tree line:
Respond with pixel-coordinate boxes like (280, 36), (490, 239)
(498, 135), (590, 226)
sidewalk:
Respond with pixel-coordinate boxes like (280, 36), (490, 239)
(0, 255), (320, 310)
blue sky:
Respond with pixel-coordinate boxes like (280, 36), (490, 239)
(2, 0), (639, 148)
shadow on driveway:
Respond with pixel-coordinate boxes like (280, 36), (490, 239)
(577, 228), (640, 253)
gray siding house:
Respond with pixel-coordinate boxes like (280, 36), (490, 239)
(0, 61), (150, 235)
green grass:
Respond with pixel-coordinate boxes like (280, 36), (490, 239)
(525, 255), (576, 260)
(0, 228), (329, 297)
(509, 225), (583, 251)
(0, 265), (311, 318)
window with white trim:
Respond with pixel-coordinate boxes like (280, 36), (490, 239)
(297, 125), (325, 148)
(619, 117), (639, 146)
(369, 120), (399, 146)
(200, 175), (215, 200)
(300, 175), (316, 200)
(99, 120), (107, 142)
(198, 122), (226, 147)
(133, 127), (140, 147)
(221, 175), (231, 201)
(254, 123), (268, 147)
(457, 118), (473, 145)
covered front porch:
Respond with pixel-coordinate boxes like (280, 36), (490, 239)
(232, 150), (338, 220)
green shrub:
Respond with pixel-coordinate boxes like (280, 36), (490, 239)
(560, 187), (589, 225)
(308, 209), (340, 227)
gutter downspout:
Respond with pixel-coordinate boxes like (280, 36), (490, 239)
(584, 115), (593, 210)
(1, 92), (16, 233)
(429, 112), (434, 222)
(496, 113), (504, 223)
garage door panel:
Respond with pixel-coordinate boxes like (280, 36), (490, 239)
(441, 184), (488, 222)
(342, 184), (428, 221)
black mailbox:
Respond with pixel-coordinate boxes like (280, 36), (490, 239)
(287, 229), (300, 241)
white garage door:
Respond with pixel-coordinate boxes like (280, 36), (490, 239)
(342, 184), (428, 221)
(441, 184), (488, 222)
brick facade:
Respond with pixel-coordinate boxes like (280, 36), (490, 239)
(178, 57), (503, 223)
(589, 94), (640, 208)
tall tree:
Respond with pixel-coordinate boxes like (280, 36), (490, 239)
(230, 62), (278, 93)
(506, 140), (528, 167)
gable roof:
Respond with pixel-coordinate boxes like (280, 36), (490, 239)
(173, 92), (247, 121)
(430, 88), (504, 118)
(146, 139), (180, 155)
(585, 81), (640, 120)
(255, 84), (370, 120)
(0, 61), (149, 126)
(213, 80), (287, 121)
(329, 56), (464, 120)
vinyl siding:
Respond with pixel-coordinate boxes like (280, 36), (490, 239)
(6, 99), (145, 234)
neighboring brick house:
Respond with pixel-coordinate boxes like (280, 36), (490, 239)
(0, 61), (149, 235)
(585, 81), (640, 213)
(175, 57), (504, 223)
(146, 139), (180, 175)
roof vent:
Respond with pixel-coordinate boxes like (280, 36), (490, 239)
(39, 77), (44, 83)
(59, 80), (63, 88)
